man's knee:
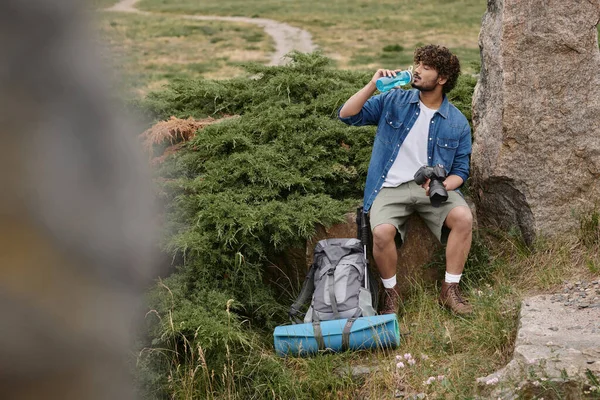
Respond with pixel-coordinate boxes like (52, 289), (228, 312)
(372, 224), (397, 250)
(446, 206), (473, 232)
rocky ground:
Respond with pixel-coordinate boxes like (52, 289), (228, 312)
(548, 280), (600, 317)
(478, 280), (600, 399)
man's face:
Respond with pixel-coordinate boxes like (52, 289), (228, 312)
(411, 62), (443, 92)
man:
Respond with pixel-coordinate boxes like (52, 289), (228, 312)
(338, 44), (473, 316)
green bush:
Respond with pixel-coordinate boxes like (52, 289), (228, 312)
(136, 52), (478, 398)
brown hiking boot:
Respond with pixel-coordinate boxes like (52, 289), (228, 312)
(380, 285), (400, 315)
(439, 282), (473, 315)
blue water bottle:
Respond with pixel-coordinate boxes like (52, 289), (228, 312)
(376, 66), (413, 92)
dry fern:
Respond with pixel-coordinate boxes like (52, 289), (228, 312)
(139, 115), (236, 163)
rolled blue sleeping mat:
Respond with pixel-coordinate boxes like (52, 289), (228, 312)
(274, 314), (400, 357)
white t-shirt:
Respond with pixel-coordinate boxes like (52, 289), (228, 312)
(382, 101), (437, 187)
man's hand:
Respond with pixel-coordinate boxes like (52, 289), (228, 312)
(421, 175), (464, 195)
(339, 67), (406, 119)
(371, 69), (402, 86)
(420, 178), (432, 196)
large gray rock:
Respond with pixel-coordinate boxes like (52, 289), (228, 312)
(477, 295), (600, 398)
(472, 0), (600, 245)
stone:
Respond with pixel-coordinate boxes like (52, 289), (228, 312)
(270, 209), (453, 299)
(471, 0), (600, 245)
(477, 294), (600, 395)
(306, 211), (446, 294)
(335, 364), (380, 380)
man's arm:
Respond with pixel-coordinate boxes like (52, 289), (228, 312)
(443, 175), (464, 191)
(447, 123), (472, 189)
(339, 81), (377, 118)
(338, 69), (401, 123)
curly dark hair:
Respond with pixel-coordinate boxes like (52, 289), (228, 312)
(413, 44), (461, 93)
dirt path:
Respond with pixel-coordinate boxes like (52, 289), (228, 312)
(105, 0), (316, 66)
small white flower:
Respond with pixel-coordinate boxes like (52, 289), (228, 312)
(423, 376), (436, 385)
(407, 359), (416, 366)
(395, 355), (403, 361)
(396, 362), (405, 369)
(420, 354), (429, 360)
(437, 375), (445, 381)
(485, 377), (499, 385)
(404, 353), (412, 360)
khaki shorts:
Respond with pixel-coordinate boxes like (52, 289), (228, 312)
(369, 180), (469, 244)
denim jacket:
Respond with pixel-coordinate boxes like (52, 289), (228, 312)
(338, 88), (471, 212)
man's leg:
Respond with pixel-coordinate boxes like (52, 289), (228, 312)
(370, 184), (413, 314)
(444, 206), (473, 275)
(440, 205), (474, 315)
(372, 223), (398, 279)
(372, 223), (402, 314)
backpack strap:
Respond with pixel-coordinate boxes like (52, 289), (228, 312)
(311, 311), (326, 351)
(312, 321), (325, 351)
(289, 263), (317, 324)
(341, 308), (362, 351)
(326, 267), (341, 320)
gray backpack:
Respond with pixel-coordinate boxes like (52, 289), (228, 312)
(287, 210), (379, 350)
(289, 236), (378, 324)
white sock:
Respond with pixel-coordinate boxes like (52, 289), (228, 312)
(445, 272), (462, 284)
(381, 275), (397, 289)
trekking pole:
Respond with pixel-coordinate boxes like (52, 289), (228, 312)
(359, 207), (370, 290)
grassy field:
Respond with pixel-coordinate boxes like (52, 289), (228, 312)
(95, 0), (485, 95)
(95, 1), (599, 97)
(95, 12), (273, 97)
(137, 0), (485, 71)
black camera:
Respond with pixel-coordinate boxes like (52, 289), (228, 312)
(413, 164), (448, 208)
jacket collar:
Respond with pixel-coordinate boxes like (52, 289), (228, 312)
(408, 89), (449, 119)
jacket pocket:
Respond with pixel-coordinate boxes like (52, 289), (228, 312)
(375, 111), (402, 145)
(435, 137), (459, 168)
(384, 111), (403, 129)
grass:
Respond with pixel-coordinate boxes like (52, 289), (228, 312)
(94, 3), (599, 98)
(93, 6), (600, 398)
(94, 11), (274, 97)
(136, 0), (486, 72)
(130, 52), (600, 398)
(137, 227), (600, 399)
(332, 228), (600, 399)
